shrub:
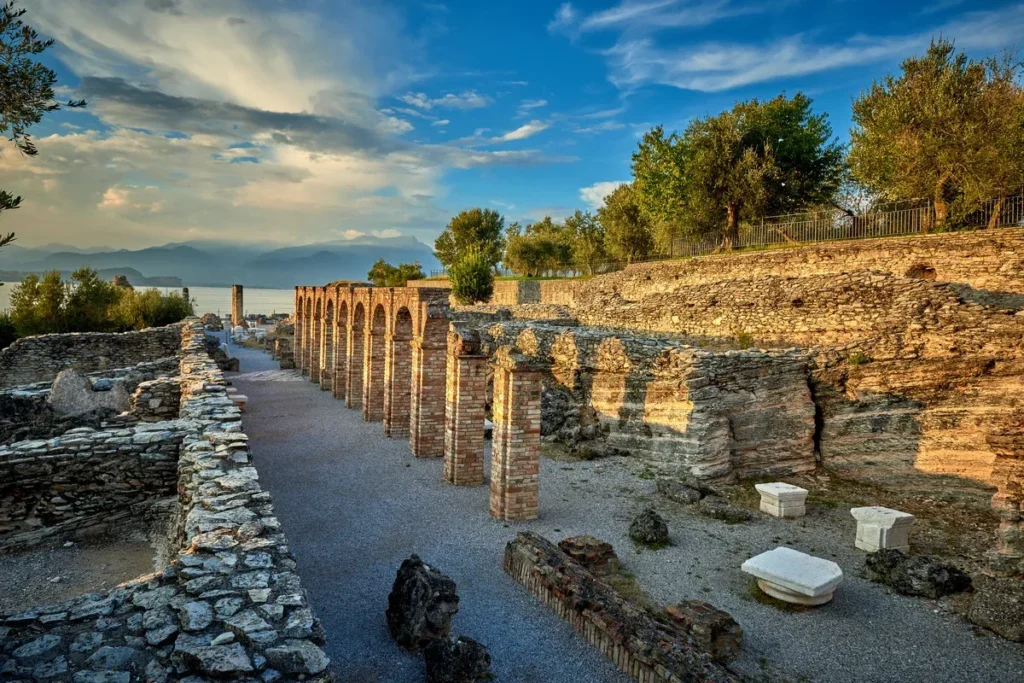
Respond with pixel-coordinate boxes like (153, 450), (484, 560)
(448, 250), (494, 305)
(0, 312), (18, 349)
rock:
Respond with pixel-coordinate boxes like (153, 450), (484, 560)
(49, 370), (129, 416)
(178, 601), (214, 631)
(424, 636), (492, 683)
(629, 507), (669, 546)
(283, 608), (315, 639)
(968, 576), (1024, 641)
(12, 635), (62, 661)
(557, 535), (618, 574)
(385, 554), (460, 651)
(264, 640), (330, 674)
(33, 655), (68, 679)
(72, 672), (131, 683)
(188, 643), (254, 676)
(656, 478), (703, 505)
(84, 646), (138, 671)
(864, 549), (972, 599)
(665, 600), (743, 663)
(697, 497), (753, 524)
(70, 632), (104, 654)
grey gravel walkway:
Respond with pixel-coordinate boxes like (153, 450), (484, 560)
(228, 343), (1024, 683)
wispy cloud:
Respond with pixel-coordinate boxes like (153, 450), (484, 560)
(573, 120), (626, 134)
(495, 120), (550, 142)
(517, 99), (549, 117)
(431, 119), (450, 127)
(400, 90), (492, 110)
(550, 0), (761, 36)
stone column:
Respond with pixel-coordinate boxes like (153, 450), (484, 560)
(332, 311), (347, 401)
(384, 333), (413, 437)
(490, 347), (543, 521)
(231, 284), (244, 327)
(987, 408), (1024, 577)
(443, 324), (486, 482)
(319, 316), (333, 391)
(310, 308), (322, 384)
(302, 301), (314, 377)
(182, 287), (189, 303)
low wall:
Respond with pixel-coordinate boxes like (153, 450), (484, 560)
(504, 532), (736, 683)
(0, 319), (331, 682)
(482, 323), (816, 479)
(0, 325), (182, 389)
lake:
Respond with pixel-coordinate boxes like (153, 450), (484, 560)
(0, 283), (296, 317)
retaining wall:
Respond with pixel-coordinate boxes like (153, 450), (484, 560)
(0, 326), (182, 389)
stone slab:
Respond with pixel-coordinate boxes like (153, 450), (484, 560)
(851, 506), (914, 552)
(741, 547), (843, 603)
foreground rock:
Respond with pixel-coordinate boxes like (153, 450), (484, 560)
(386, 555), (460, 651)
(49, 369), (130, 416)
(864, 549), (972, 598)
(967, 576), (1024, 642)
(629, 507), (669, 546)
(423, 636), (492, 683)
(665, 600), (743, 664)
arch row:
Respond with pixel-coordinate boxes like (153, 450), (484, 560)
(293, 283), (452, 457)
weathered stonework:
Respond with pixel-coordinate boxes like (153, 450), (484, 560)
(444, 323), (487, 485)
(490, 348), (543, 521)
(0, 327), (182, 389)
(130, 377), (183, 422)
(231, 284), (244, 328)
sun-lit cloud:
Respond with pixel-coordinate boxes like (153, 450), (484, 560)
(399, 90), (492, 110)
(579, 180), (628, 209)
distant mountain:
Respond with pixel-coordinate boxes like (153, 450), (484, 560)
(0, 267), (180, 288)
(0, 235), (440, 289)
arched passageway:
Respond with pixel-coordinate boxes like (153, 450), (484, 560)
(363, 304), (387, 421)
(321, 299), (334, 391)
(333, 301), (348, 401)
(347, 303), (365, 409)
(385, 307), (414, 437)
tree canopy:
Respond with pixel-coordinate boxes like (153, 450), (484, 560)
(366, 259), (424, 287)
(503, 217), (573, 277)
(849, 38), (1024, 228)
(434, 208), (505, 269)
(0, 1), (86, 248)
(598, 184), (655, 264)
(448, 249), (494, 305)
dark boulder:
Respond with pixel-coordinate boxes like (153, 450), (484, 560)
(629, 507), (669, 546)
(386, 555), (460, 651)
(424, 636), (492, 683)
(864, 549), (972, 599)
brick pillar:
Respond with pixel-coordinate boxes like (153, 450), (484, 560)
(346, 317), (364, 409)
(293, 296), (303, 371)
(987, 407), (1024, 577)
(302, 304), (313, 377)
(443, 324), (486, 482)
(333, 313), (347, 400)
(384, 333), (413, 437)
(490, 347), (543, 521)
(231, 284), (243, 327)
(363, 309), (386, 421)
(310, 311), (322, 384)
(319, 317), (333, 391)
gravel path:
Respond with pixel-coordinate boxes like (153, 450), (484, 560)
(228, 343), (1024, 683)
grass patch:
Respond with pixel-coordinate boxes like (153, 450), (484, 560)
(606, 570), (662, 614)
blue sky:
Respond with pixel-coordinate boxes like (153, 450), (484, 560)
(2, 0), (1021, 249)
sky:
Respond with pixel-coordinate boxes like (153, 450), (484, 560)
(0, 0), (1021, 250)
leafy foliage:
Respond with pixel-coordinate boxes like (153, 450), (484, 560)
(434, 208), (506, 269)
(448, 249), (494, 305)
(564, 209), (606, 276)
(6, 268), (193, 338)
(503, 217), (573, 277)
(366, 259), (425, 287)
(849, 38), (1024, 228)
(597, 184), (655, 264)
(0, 1), (86, 222)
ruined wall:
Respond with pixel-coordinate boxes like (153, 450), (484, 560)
(0, 422), (185, 550)
(482, 323), (816, 480)
(0, 319), (331, 682)
(0, 325), (182, 389)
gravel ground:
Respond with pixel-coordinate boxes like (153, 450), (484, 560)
(0, 530), (157, 615)
(228, 343), (1024, 683)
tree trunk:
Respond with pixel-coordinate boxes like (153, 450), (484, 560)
(987, 198), (1005, 230)
(723, 203), (741, 250)
(931, 174), (952, 233)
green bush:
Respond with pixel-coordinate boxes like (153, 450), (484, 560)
(0, 312), (18, 350)
(448, 250), (494, 305)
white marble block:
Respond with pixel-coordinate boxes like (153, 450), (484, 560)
(850, 506), (914, 552)
(755, 482), (809, 518)
(741, 547), (844, 606)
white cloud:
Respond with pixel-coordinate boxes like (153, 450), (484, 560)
(431, 119), (450, 127)
(548, 3), (578, 33)
(400, 90), (492, 110)
(549, 0), (755, 36)
(496, 120), (549, 142)
(573, 120), (626, 134)
(517, 99), (548, 116)
(579, 181), (628, 209)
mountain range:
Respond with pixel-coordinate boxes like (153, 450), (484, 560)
(0, 235), (441, 289)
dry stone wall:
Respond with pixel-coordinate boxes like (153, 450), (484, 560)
(0, 319), (331, 682)
(0, 326), (182, 389)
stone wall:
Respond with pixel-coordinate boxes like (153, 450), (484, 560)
(0, 422), (185, 550)
(504, 532), (735, 683)
(481, 323), (816, 480)
(130, 377), (183, 422)
(0, 326), (182, 389)
(0, 319), (331, 682)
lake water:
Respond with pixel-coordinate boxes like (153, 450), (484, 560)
(0, 283), (295, 317)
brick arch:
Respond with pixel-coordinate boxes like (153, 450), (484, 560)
(363, 303), (387, 421)
(303, 295), (314, 376)
(385, 306), (415, 437)
(294, 295), (304, 369)
(320, 298), (334, 391)
(333, 299), (349, 401)
(347, 302), (365, 409)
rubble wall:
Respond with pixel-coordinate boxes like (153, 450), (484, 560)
(0, 319), (331, 682)
(0, 326), (182, 389)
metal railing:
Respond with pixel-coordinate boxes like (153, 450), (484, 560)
(427, 188), (1024, 278)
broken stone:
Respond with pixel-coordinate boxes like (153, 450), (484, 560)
(697, 497), (752, 524)
(12, 635), (62, 661)
(188, 643), (254, 676)
(70, 632), (104, 654)
(557, 535), (618, 574)
(656, 478), (703, 505)
(72, 672), (131, 683)
(282, 608), (315, 638)
(215, 596), (245, 618)
(665, 600), (743, 663)
(386, 554), (460, 652)
(742, 547), (843, 606)
(264, 640), (329, 675)
(629, 507), (669, 546)
(33, 655), (69, 679)
(424, 636), (493, 683)
(84, 646), (138, 671)
(178, 601), (214, 631)
(864, 549), (972, 599)
(145, 624), (179, 647)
